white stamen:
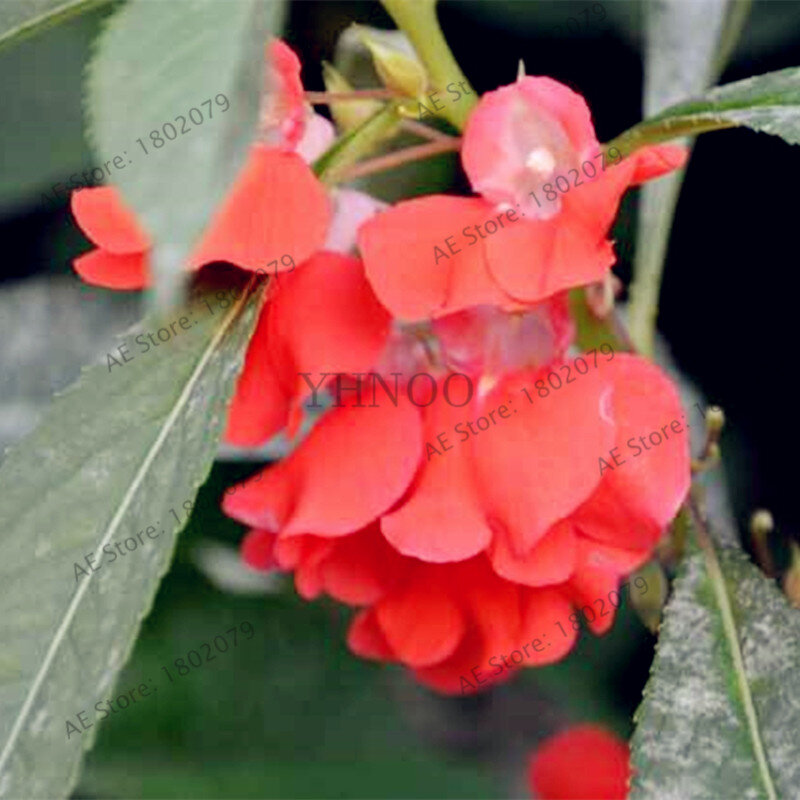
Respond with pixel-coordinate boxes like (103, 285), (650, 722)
(525, 147), (556, 175)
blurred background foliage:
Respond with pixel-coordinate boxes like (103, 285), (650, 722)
(2, 1), (799, 797)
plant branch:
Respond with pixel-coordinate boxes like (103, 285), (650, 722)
(379, 0), (476, 131)
(400, 118), (455, 142)
(305, 89), (402, 104)
(333, 137), (461, 182)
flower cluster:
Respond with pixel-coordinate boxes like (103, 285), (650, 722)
(69, 40), (690, 694)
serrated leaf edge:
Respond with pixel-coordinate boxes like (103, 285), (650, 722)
(0, 0), (110, 53)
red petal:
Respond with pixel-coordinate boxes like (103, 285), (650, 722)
(293, 538), (336, 599)
(348, 608), (395, 661)
(462, 77), (596, 203)
(413, 629), (502, 695)
(375, 571), (465, 667)
(358, 196), (510, 321)
(490, 518), (577, 586)
(559, 157), (637, 240)
(381, 389), (492, 562)
(225, 399), (422, 537)
(473, 366), (615, 553)
(565, 538), (624, 635)
(263, 39), (306, 150)
(190, 146), (331, 272)
(480, 145), (686, 304)
(319, 527), (410, 605)
(226, 253), (389, 446)
(574, 354), (690, 551)
(71, 187), (150, 254)
(270, 252), (392, 397)
(528, 724), (630, 800)
(282, 399), (422, 537)
(72, 249), (150, 290)
(222, 459), (298, 532)
(562, 144), (687, 239)
(483, 213), (615, 303)
(630, 143), (688, 184)
(224, 302), (294, 446)
(414, 560), (521, 693)
(573, 533), (650, 576)
(240, 528), (277, 570)
(464, 559), (523, 660)
(519, 588), (578, 665)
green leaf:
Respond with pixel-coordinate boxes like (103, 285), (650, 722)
(0, 4), (112, 213)
(611, 66), (800, 157)
(0, 280), (263, 799)
(0, 0), (108, 52)
(631, 530), (800, 799)
(86, 0), (285, 307)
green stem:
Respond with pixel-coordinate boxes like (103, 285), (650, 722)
(334, 137), (460, 182)
(627, 172), (685, 355)
(609, 116), (736, 354)
(380, 0), (476, 131)
(606, 116), (737, 159)
(713, 0), (754, 82)
(618, 0), (751, 353)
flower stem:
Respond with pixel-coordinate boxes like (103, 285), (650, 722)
(400, 118), (455, 142)
(305, 89), (402, 104)
(380, 0), (476, 131)
(334, 137), (461, 182)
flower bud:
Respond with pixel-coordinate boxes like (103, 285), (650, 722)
(705, 405), (725, 435)
(356, 26), (427, 97)
(749, 508), (776, 577)
(629, 560), (668, 633)
(322, 62), (381, 133)
(750, 509), (774, 538)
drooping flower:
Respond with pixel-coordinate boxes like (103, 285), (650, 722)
(223, 298), (690, 692)
(71, 39), (333, 290)
(69, 40), (391, 446)
(527, 724), (630, 799)
(358, 76), (686, 321)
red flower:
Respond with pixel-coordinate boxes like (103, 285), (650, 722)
(223, 299), (690, 691)
(69, 38), (341, 290)
(527, 724), (630, 799)
(70, 145), (329, 289)
(68, 40), (395, 446)
(358, 76), (686, 321)
(225, 251), (391, 445)
(260, 38), (335, 161)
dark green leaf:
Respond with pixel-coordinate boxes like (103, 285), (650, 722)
(0, 6), (110, 213)
(611, 66), (800, 156)
(0, 282), (263, 799)
(0, 0), (108, 52)
(631, 534), (800, 799)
